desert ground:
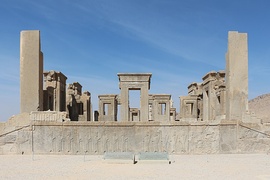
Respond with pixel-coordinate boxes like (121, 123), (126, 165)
(1, 154), (270, 180)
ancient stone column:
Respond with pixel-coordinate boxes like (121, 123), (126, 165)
(225, 31), (248, 121)
(20, 30), (43, 113)
(120, 85), (129, 121)
(140, 84), (149, 121)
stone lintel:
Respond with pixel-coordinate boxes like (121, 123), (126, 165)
(130, 108), (139, 112)
(180, 95), (198, 101)
(152, 94), (171, 100)
(188, 83), (203, 95)
(188, 82), (198, 90)
(217, 70), (226, 78)
(98, 94), (118, 99)
(44, 70), (67, 82)
(117, 73), (152, 82)
(118, 73), (152, 89)
(202, 71), (217, 84)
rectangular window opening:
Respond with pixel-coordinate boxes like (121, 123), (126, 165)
(103, 103), (109, 115)
(129, 90), (140, 108)
(160, 103), (166, 115)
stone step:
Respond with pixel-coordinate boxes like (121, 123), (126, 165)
(136, 152), (171, 164)
(103, 152), (135, 164)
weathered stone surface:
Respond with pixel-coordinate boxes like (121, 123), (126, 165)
(43, 71), (67, 112)
(98, 95), (118, 121)
(118, 73), (152, 122)
(20, 30), (43, 113)
(66, 83), (92, 121)
(188, 125), (220, 154)
(30, 111), (68, 122)
(226, 31), (248, 121)
(1, 117), (270, 155)
(249, 93), (270, 123)
(219, 123), (237, 153)
(180, 71), (226, 122)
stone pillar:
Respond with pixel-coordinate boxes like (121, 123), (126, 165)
(225, 31), (248, 121)
(170, 108), (176, 121)
(202, 71), (221, 121)
(202, 89), (209, 121)
(120, 86), (129, 121)
(140, 85), (149, 121)
(20, 30), (43, 113)
(81, 91), (91, 121)
(216, 85), (226, 117)
(55, 79), (61, 111)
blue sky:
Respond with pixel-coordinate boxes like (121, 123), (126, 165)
(1, 0), (270, 122)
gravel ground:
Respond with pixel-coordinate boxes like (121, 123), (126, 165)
(1, 154), (270, 180)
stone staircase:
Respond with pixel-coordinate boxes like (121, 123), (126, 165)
(0, 113), (31, 154)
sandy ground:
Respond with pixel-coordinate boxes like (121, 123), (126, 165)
(1, 154), (270, 180)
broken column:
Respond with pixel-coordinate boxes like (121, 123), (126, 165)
(20, 30), (43, 113)
(225, 31), (248, 121)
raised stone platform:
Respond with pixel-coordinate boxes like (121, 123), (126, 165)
(1, 120), (270, 155)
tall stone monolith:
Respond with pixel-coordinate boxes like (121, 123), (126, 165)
(225, 31), (248, 121)
(20, 30), (43, 113)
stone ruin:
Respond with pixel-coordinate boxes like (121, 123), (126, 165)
(0, 30), (270, 155)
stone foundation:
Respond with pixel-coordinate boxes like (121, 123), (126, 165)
(1, 117), (270, 155)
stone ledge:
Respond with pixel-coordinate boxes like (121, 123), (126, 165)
(136, 152), (171, 164)
(103, 152), (135, 164)
(31, 121), (240, 127)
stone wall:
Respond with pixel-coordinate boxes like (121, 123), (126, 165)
(249, 93), (270, 123)
(1, 119), (270, 155)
